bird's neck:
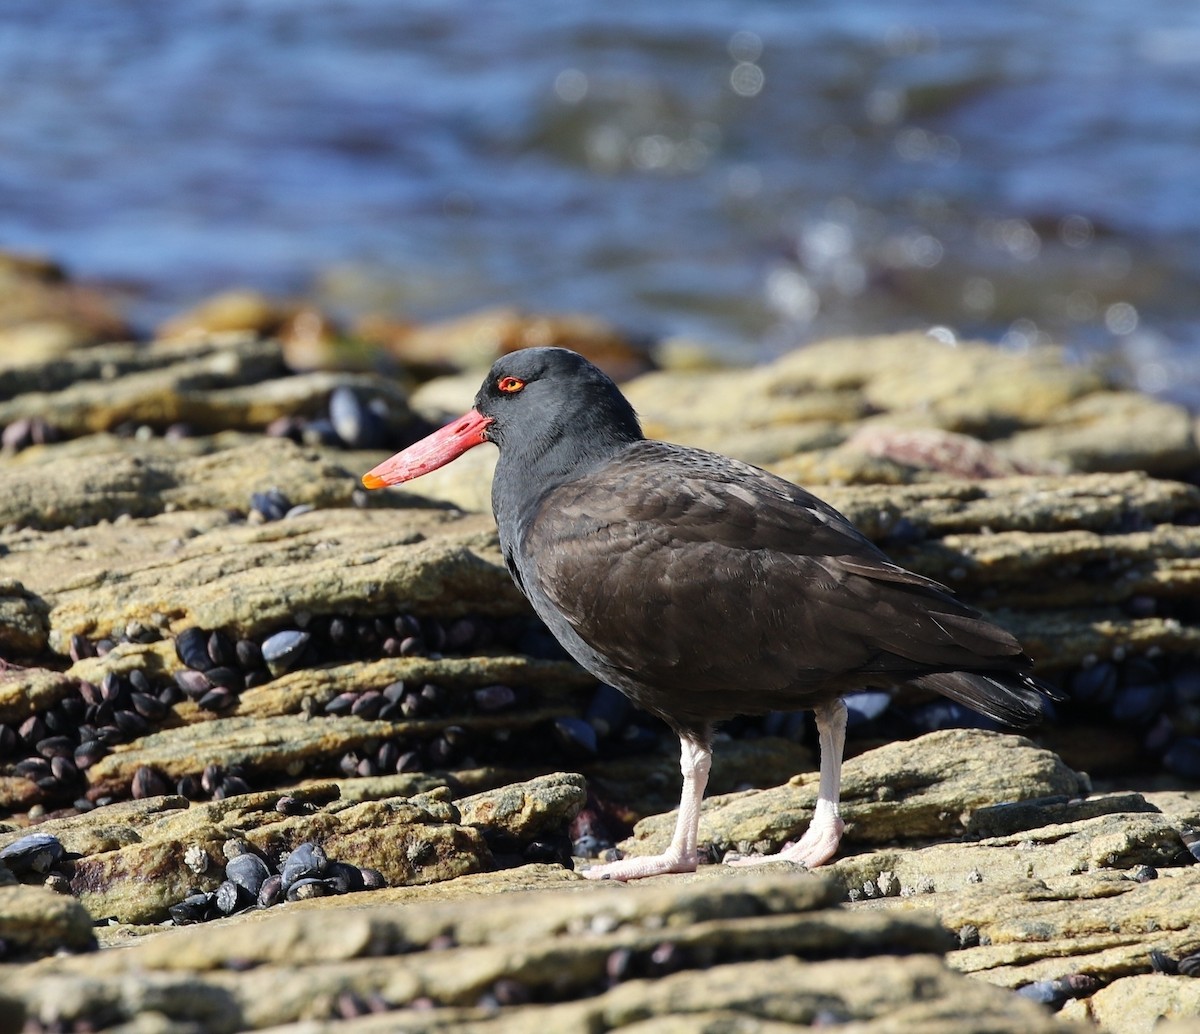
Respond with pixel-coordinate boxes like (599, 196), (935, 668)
(491, 422), (641, 531)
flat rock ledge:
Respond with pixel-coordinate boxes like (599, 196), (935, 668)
(0, 870), (1077, 1034)
(2, 330), (1200, 1033)
(2, 730), (1199, 1033)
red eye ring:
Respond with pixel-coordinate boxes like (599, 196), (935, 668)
(497, 376), (526, 394)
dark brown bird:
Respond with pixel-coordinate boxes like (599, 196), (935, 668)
(363, 347), (1055, 880)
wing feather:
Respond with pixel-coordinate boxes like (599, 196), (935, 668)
(516, 440), (1036, 729)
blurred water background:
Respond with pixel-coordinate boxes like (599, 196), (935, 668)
(2, 0), (1199, 404)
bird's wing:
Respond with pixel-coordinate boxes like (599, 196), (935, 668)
(519, 441), (1025, 726)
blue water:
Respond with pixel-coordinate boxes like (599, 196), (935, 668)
(2, 1), (1199, 404)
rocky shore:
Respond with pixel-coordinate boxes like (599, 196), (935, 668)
(1, 257), (1200, 1033)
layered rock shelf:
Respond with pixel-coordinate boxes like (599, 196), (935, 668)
(2, 287), (1200, 1034)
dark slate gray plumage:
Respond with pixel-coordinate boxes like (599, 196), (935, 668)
(484, 349), (1049, 737)
(363, 346), (1056, 879)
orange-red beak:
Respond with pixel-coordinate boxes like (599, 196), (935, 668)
(361, 409), (493, 488)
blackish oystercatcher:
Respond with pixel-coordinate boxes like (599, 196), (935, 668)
(363, 347), (1056, 881)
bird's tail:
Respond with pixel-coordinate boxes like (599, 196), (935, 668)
(913, 670), (1062, 727)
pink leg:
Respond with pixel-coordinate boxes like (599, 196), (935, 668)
(726, 698), (847, 869)
(582, 734), (711, 881)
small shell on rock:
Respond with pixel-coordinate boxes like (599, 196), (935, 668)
(281, 842), (328, 890)
(176, 775), (201, 799)
(44, 873), (71, 894)
(258, 874), (284, 908)
(606, 947), (634, 985)
(15, 757), (52, 781)
(647, 942), (686, 977)
(131, 766), (171, 800)
(131, 692), (169, 721)
(1015, 981), (1061, 1006)
(359, 867), (387, 890)
(376, 742), (400, 772)
(474, 684), (517, 713)
(58, 696), (86, 723)
(395, 751), (422, 774)
(125, 621), (160, 644)
(323, 861), (365, 895)
(183, 844), (211, 874)
(100, 673), (128, 705)
(18, 714), (47, 745)
(175, 627), (214, 672)
(1150, 948), (1179, 974)
(875, 870), (900, 897)
(36, 736), (75, 759)
(50, 755), (79, 783)
(1179, 953), (1200, 978)
(207, 630), (237, 668)
(286, 877), (329, 902)
(426, 731), (463, 767)
(490, 978), (529, 1007)
(324, 692), (358, 716)
(524, 838), (572, 868)
(571, 835), (608, 859)
(69, 633), (93, 663)
(201, 763), (224, 795)
(251, 488), (293, 522)
(0, 833), (64, 875)
(398, 636), (423, 657)
(236, 638), (265, 671)
(329, 386), (389, 449)
(169, 892), (213, 926)
(204, 666), (245, 691)
(262, 629), (311, 677)
(1016, 973), (1099, 1007)
(73, 740), (108, 770)
(198, 688), (238, 713)
(214, 879), (251, 916)
(350, 691), (383, 720)
(113, 709), (150, 737)
(174, 669), (212, 699)
(215, 774), (251, 799)
(221, 837), (255, 861)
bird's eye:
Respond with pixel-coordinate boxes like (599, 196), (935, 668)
(497, 376), (526, 394)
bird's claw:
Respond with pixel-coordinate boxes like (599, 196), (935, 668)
(580, 850), (698, 882)
(722, 816), (845, 871)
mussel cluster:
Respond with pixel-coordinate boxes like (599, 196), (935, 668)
(168, 839), (384, 925)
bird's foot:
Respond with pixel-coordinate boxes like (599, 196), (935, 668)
(580, 849), (698, 882)
(724, 815), (845, 871)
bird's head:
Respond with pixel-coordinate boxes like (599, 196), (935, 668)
(362, 347), (642, 489)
